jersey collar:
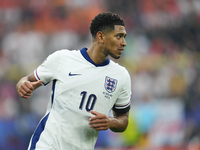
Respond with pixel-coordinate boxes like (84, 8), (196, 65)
(80, 47), (110, 67)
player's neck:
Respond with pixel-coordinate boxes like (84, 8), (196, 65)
(87, 44), (108, 65)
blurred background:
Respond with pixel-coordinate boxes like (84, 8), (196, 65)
(0, 0), (200, 150)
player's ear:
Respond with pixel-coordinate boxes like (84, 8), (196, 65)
(96, 31), (105, 44)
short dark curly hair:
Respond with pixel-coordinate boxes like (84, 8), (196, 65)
(90, 12), (125, 38)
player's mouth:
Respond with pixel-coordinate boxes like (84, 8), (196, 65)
(118, 49), (124, 54)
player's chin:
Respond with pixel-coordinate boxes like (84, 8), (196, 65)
(111, 55), (121, 59)
(109, 52), (121, 59)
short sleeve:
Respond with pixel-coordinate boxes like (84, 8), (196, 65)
(112, 69), (131, 113)
(34, 50), (62, 85)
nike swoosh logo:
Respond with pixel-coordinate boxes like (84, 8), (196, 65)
(69, 72), (81, 76)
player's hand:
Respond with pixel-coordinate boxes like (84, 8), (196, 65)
(89, 110), (110, 131)
(17, 80), (42, 99)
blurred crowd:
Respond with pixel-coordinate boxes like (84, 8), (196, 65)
(1, 0), (200, 150)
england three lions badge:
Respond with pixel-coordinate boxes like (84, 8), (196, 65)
(105, 76), (118, 93)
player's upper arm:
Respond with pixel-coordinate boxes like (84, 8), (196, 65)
(34, 50), (63, 85)
(113, 68), (131, 114)
(112, 104), (130, 114)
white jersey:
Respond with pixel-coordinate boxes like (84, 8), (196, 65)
(29, 47), (131, 150)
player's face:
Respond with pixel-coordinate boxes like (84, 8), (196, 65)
(104, 25), (127, 59)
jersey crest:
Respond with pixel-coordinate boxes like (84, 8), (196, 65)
(105, 76), (118, 93)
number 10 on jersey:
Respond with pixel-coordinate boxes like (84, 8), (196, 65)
(79, 91), (97, 112)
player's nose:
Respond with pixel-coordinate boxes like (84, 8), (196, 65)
(121, 38), (127, 47)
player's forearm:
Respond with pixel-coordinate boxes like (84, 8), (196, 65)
(108, 115), (129, 132)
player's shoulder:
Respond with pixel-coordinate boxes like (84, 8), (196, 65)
(49, 49), (80, 59)
(109, 60), (129, 75)
(53, 49), (79, 55)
